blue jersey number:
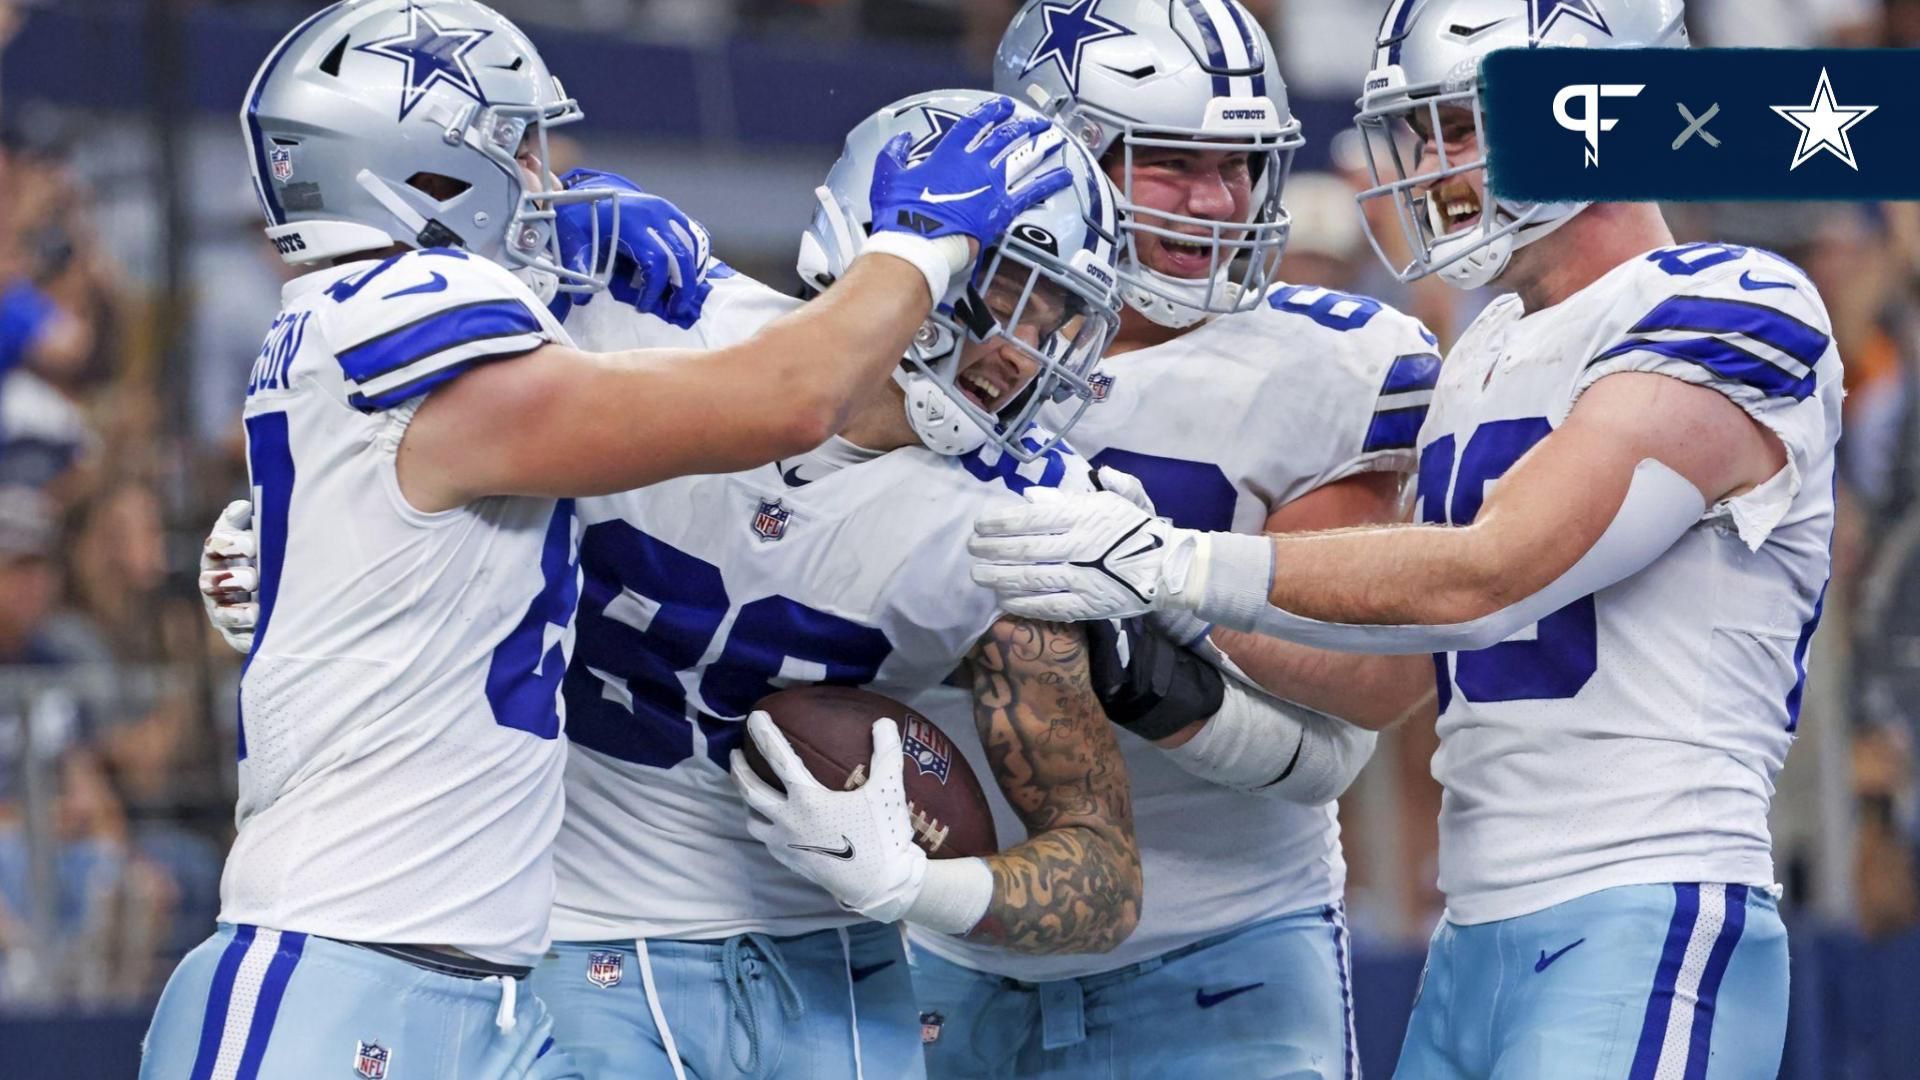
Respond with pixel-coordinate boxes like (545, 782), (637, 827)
(1267, 285), (1383, 333)
(565, 521), (896, 769)
(1088, 448), (1237, 532)
(238, 411), (296, 761)
(1417, 418), (1597, 710)
(483, 502), (580, 740)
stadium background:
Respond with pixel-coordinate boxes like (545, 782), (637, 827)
(2, 0), (1918, 1076)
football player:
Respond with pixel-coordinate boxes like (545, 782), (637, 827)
(201, 90), (1151, 1079)
(905, 1), (1439, 1076)
(145, 1), (1070, 1076)
(971, 2), (1837, 1077)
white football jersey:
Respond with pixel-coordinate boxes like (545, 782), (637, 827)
(1420, 243), (1841, 925)
(551, 428), (1093, 942)
(914, 281), (1438, 982)
(222, 249), (579, 965)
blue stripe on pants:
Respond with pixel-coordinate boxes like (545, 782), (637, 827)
(1628, 884), (1702, 1079)
(235, 931), (307, 1080)
(188, 923), (257, 1080)
(1683, 885), (1748, 1080)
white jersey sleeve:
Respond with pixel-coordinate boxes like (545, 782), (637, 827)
(1254, 283), (1441, 490)
(314, 248), (553, 412)
(1565, 245), (1837, 547)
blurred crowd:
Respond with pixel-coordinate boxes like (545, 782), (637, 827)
(1, 0), (1919, 1010)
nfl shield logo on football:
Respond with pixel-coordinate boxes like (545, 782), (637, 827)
(354, 1040), (390, 1079)
(751, 498), (792, 542)
(1088, 371), (1115, 403)
(901, 716), (952, 783)
(269, 145), (294, 182)
(587, 949), (624, 989)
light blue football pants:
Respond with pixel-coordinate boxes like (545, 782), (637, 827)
(1393, 883), (1789, 1080)
(141, 922), (579, 1079)
(909, 904), (1359, 1079)
(531, 921), (926, 1079)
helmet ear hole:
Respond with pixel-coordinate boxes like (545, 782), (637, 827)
(406, 173), (472, 202)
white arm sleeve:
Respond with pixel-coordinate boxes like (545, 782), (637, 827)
(1160, 678), (1377, 804)
(1187, 459), (1708, 655)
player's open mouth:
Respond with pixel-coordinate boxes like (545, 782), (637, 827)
(960, 370), (1007, 411)
(1426, 181), (1483, 235)
(1153, 234), (1215, 277)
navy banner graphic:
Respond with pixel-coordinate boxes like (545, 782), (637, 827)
(1481, 48), (1912, 201)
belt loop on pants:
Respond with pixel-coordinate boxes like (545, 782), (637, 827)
(1037, 978), (1087, 1051)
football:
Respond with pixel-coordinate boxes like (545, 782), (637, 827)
(744, 686), (998, 859)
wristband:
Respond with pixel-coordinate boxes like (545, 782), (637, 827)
(903, 855), (993, 935)
(859, 232), (972, 308)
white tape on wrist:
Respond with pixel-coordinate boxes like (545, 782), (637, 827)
(859, 233), (972, 308)
(903, 856), (994, 935)
(1193, 459), (1707, 655)
(1161, 680), (1375, 803)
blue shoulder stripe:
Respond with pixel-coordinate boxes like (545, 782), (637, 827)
(1624, 296), (1829, 370)
(1381, 352), (1442, 395)
(1591, 336), (1816, 402)
(1363, 407), (1427, 453)
(336, 298), (542, 385)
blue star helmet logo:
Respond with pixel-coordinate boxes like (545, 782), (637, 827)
(1527, 0), (1611, 40)
(905, 105), (966, 166)
(1022, 0), (1134, 95)
(356, 5), (494, 121)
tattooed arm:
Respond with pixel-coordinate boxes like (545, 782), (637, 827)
(963, 615), (1142, 955)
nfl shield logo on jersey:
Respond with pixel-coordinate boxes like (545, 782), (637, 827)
(587, 949), (624, 989)
(901, 716), (952, 783)
(920, 1011), (944, 1045)
(1088, 371), (1115, 402)
(269, 145), (294, 182)
(354, 1041), (390, 1079)
(751, 498), (792, 542)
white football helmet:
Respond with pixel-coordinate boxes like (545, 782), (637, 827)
(242, 0), (617, 294)
(798, 90), (1124, 462)
(995, 0), (1303, 329)
(1354, 0), (1688, 289)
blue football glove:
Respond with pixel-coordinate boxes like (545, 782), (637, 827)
(868, 96), (1072, 253)
(553, 168), (724, 329)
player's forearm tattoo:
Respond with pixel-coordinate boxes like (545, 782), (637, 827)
(966, 616), (1142, 954)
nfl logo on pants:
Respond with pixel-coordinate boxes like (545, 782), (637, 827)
(355, 1040), (390, 1079)
(587, 949), (624, 989)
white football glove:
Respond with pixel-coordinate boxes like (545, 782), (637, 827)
(1089, 467), (1212, 645)
(730, 712), (928, 924)
(968, 485), (1212, 624)
(199, 500), (259, 654)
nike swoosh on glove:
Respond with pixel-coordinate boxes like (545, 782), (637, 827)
(968, 487), (1211, 623)
(731, 712), (928, 923)
(868, 95), (1071, 253)
(553, 168), (724, 330)
(1090, 466), (1210, 646)
(199, 499), (259, 654)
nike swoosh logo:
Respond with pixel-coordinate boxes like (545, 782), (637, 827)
(384, 271), (448, 299)
(920, 186), (990, 204)
(850, 960), (896, 983)
(777, 461), (814, 488)
(1119, 535), (1164, 562)
(1534, 938), (1586, 973)
(1195, 983), (1265, 1009)
(1451, 18), (1510, 37)
(1739, 271), (1796, 292)
(789, 837), (856, 861)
